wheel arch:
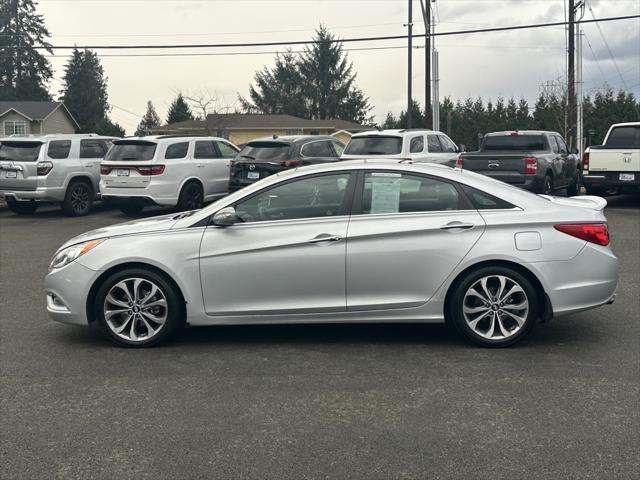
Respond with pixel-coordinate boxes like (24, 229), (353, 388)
(443, 259), (552, 323)
(85, 261), (187, 324)
(178, 176), (204, 194)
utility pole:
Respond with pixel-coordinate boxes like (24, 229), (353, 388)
(420, 0), (432, 129)
(577, 28), (584, 158)
(406, 0), (413, 129)
(567, 0), (584, 149)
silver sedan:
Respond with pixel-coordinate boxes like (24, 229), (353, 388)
(44, 160), (618, 347)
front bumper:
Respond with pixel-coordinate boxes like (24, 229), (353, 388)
(44, 261), (100, 326)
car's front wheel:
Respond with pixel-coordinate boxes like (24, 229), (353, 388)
(94, 268), (185, 347)
(448, 266), (538, 347)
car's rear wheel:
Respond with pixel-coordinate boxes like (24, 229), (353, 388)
(6, 199), (38, 215)
(119, 199), (145, 215)
(94, 268), (184, 347)
(566, 168), (583, 196)
(177, 182), (203, 212)
(448, 266), (538, 347)
(540, 174), (554, 195)
(62, 181), (93, 216)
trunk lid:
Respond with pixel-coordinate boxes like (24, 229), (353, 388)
(0, 140), (44, 192)
(539, 194), (607, 211)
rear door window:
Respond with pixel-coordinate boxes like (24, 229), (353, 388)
(0, 141), (42, 162)
(80, 139), (107, 158)
(194, 141), (218, 159)
(410, 136), (424, 153)
(105, 141), (157, 161)
(47, 140), (72, 159)
(344, 136), (403, 155)
(427, 135), (443, 153)
(165, 142), (189, 159)
(555, 136), (568, 154)
(301, 140), (336, 157)
(606, 126), (640, 148)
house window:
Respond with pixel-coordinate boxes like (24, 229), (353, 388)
(4, 120), (27, 136)
(309, 129), (320, 135)
(285, 129), (303, 135)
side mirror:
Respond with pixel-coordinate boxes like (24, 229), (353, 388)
(458, 144), (466, 153)
(211, 206), (238, 227)
(570, 147), (579, 155)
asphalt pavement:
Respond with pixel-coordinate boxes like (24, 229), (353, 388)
(1, 195), (639, 479)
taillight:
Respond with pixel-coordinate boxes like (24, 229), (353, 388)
(137, 165), (165, 176)
(455, 155), (464, 169)
(509, 131), (520, 136)
(554, 223), (609, 246)
(100, 165), (110, 175)
(37, 161), (53, 176)
(524, 156), (538, 175)
(582, 151), (589, 171)
(282, 160), (300, 167)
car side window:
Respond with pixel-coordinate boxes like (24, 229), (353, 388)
(80, 139), (107, 158)
(47, 140), (72, 159)
(194, 141), (218, 159)
(165, 142), (189, 159)
(409, 136), (424, 153)
(438, 135), (458, 153)
(426, 135), (443, 153)
(216, 141), (239, 158)
(460, 184), (515, 210)
(301, 140), (335, 157)
(332, 141), (345, 156)
(361, 172), (462, 214)
(235, 173), (351, 223)
(555, 136), (568, 154)
(550, 136), (560, 153)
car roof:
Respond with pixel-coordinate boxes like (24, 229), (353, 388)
(249, 135), (336, 144)
(0, 133), (118, 143)
(609, 122), (639, 128)
(351, 129), (438, 138)
(118, 135), (230, 144)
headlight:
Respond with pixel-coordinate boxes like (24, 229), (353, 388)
(49, 239), (105, 271)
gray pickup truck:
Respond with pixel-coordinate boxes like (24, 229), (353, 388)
(458, 130), (582, 195)
(0, 134), (117, 216)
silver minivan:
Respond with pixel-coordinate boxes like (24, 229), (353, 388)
(0, 134), (118, 216)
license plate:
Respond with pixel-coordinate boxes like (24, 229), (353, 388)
(247, 171), (259, 180)
(619, 173), (635, 181)
(117, 169), (130, 177)
(5, 171), (17, 178)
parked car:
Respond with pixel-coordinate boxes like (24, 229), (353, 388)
(229, 135), (345, 191)
(458, 130), (582, 195)
(341, 129), (461, 164)
(583, 122), (640, 195)
(45, 160), (618, 348)
(0, 134), (118, 216)
(100, 136), (239, 214)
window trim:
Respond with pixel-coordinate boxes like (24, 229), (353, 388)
(164, 141), (190, 160)
(46, 139), (72, 160)
(3, 120), (27, 136)
(79, 138), (107, 159)
(194, 140), (219, 159)
(209, 171), (357, 226)
(351, 170), (473, 216)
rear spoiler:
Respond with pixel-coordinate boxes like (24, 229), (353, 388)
(539, 195), (607, 211)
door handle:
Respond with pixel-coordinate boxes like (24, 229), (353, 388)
(440, 222), (474, 231)
(308, 234), (343, 244)
(196, 163), (204, 168)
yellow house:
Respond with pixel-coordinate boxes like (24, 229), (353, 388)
(151, 114), (369, 147)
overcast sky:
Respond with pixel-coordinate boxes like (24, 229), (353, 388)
(36, 0), (640, 134)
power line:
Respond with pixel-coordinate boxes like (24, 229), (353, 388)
(9, 14), (639, 50)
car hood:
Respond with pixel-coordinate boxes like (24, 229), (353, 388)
(57, 212), (181, 251)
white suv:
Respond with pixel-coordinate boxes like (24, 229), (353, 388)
(100, 136), (239, 214)
(341, 129), (462, 164)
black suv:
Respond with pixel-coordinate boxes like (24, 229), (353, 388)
(229, 135), (345, 191)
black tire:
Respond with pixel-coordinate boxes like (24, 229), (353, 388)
(177, 181), (204, 212)
(119, 199), (145, 215)
(6, 199), (38, 215)
(566, 169), (583, 196)
(585, 185), (604, 197)
(540, 174), (554, 195)
(94, 267), (185, 347)
(447, 266), (538, 348)
(61, 180), (93, 216)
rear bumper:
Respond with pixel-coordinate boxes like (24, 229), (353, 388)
(99, 181), (178, 206)
(0, 186), (65, 202)
(584, 171), (640, 192)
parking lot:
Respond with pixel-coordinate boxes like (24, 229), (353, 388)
(1, 195), (638, 479)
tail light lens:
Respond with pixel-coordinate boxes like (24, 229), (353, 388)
(37, 161), (53, 176)
(554, 223), (609, 246)
(582, 151), (590, 171)
(100, 165), (110, 175)
(455, 155), (464, 169)
(524, 156), (538, 175)
(282, 160), (300, 167)
(137, 165), (165, 176)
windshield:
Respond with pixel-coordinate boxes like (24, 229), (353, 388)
(606, 126), (640, 148)
(482, 135), (548, 151)
(236, 142), (291, 162)
(344, 136), (403, 155)
(105, 141), (157, 161)
(0, 141), (43, 162)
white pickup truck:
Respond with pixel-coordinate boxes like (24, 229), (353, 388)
(583, 122), (639, 195)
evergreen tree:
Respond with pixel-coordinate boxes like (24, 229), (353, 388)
(96, 117), (125, 137)
(396, 99), (425, 129)
(382, 111), (399, 129)
(166, 92), (194, 124)
(0, 0), (52, 100)
(135, 101), (161, 136)
(60, 48), (110, 132)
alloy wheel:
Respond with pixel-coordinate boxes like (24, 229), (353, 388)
(71, 184), (90, 213)
(103, 277), (168, 342)
(462, 275), (529, 340)
(184, 185), (203, 210)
